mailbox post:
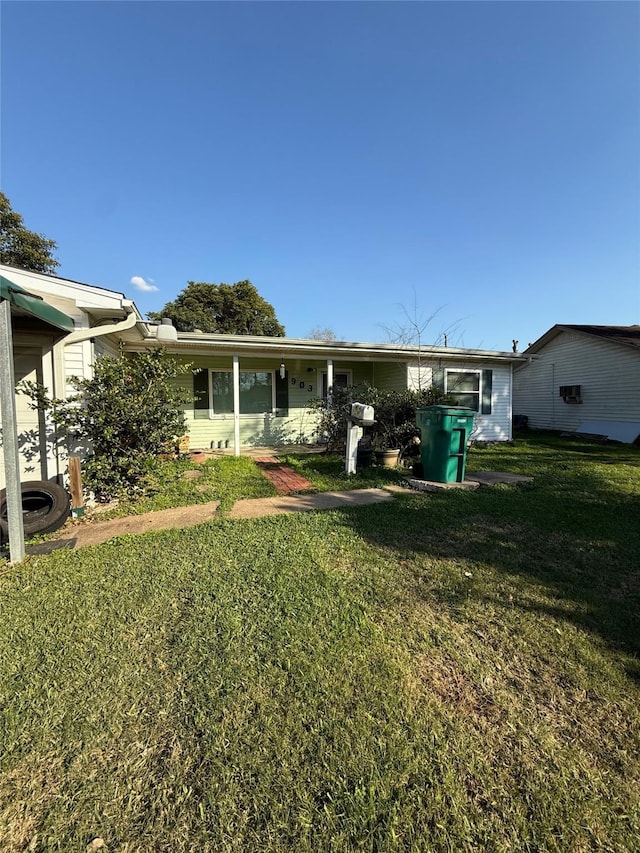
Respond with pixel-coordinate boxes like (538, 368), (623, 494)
(345, 402), (375, 475)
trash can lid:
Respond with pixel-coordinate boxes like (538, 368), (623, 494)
(416, 405), (475, 416)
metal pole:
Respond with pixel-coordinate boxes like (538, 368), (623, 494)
(0, 299), (25, 563)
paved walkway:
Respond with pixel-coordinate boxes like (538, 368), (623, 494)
(24, 469), (532, 555)
(252, 456), (314, 493)
(33, 488), (400, 552)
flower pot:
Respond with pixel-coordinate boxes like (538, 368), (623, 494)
(375, 448), (400, 467)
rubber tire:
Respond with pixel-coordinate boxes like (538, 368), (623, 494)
(0, 480), (71, 537)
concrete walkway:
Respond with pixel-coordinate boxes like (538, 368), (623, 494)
(34, 488), (399, 552)
(24, 470), (532, 555)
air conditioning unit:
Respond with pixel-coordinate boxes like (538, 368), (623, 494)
(559, 384), (582, 404)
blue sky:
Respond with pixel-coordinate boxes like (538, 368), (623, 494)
(1, 1), (638, 351)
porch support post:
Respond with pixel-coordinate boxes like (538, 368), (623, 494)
(327, 359), (334, 406)
(52, 339), (68, 482)
(233, 355), (240, 456)
(0, 298), (25, 563)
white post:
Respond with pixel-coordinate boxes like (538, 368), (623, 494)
(326, 359), (334, 406)
(233, 355), (240, 456)
(345, 420), (363, 475)
(0, 299), (25, 563)
(52, 339), (68, 481)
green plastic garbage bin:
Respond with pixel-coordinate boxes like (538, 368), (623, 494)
(416, 406), (475, 483)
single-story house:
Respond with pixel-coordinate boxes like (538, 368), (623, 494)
(129, 325), (524, 452)
(2, 264), (526, 494)
(512, 324), (640, 443)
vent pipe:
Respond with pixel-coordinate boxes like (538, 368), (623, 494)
(156, 317), (178, 342)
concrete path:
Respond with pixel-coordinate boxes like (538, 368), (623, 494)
(24, 470), (532, 555)
(35, 488), (398, 552)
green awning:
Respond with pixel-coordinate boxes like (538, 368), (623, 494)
(0, 274), (75, 333)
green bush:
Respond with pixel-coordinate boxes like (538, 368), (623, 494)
(22, 349), (193, 501)
(308, 384), (449, 453)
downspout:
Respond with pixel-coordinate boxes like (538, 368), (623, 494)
(508, 362), (513, 441)
(63, 305), (139, 346)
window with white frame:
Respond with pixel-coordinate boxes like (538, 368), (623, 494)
(445, 369), (493, 414)
(446, 370), (480, 410)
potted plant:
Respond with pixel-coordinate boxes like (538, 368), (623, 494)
(368, 389), (420, 467)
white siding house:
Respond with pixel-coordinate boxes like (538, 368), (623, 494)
(0, 265), (146, 490)
(512, 325), (640, 442)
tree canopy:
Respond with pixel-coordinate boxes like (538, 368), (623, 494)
(0, 192), (59, 274)
(148, 280), (285, 336)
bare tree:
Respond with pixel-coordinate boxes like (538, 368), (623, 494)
(306, 326), (337, 341)
(379, 291), (464, 389)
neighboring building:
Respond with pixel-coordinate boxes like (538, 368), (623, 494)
(0, 264), (147, 490)
(512, 324), (640, 442)
(1, 264), (525, 491)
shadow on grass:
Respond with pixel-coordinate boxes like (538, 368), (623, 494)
(343, 454), (640, 670)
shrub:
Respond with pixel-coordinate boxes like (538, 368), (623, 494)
(308, 384), (449, 453)
(22, 349), (193, 501)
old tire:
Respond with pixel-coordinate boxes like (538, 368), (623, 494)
(0, 480), (71, 537)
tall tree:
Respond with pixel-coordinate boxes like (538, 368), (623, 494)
(0, 192), (59, 274)
(148, 280), (285, 336)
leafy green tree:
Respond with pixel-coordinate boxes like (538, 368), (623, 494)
(0, 192), (59, 274)
(148, 280), (285, 336)
(22, 349), (193, 501)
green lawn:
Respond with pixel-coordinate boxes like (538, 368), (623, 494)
(1, 433), (639, 851)
(85, 454), (279, 519)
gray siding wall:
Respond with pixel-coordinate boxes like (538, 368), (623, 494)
(513, 332), (640, 430)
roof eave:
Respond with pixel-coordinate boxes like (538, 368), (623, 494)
(130, 332), (525, 362)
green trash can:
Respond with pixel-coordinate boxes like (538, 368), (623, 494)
(416, 406), (475, 483)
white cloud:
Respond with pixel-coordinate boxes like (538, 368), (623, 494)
(130, 275), (158, 293)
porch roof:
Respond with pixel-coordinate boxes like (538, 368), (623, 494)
(0, 274), (75, 333)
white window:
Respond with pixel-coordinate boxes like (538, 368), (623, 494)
(445, 370), (481, 411)
(210, 370), (275, 415)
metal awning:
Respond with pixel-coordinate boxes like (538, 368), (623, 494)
(1, 274), (75, 563)
(0, 274), (75, 333)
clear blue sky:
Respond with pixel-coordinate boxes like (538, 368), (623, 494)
(2, 1), (638, 351)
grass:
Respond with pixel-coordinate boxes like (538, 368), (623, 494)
(279, 451), (408, 491)
(85, 454), (279, 519)
(0, 432), (639, 851)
